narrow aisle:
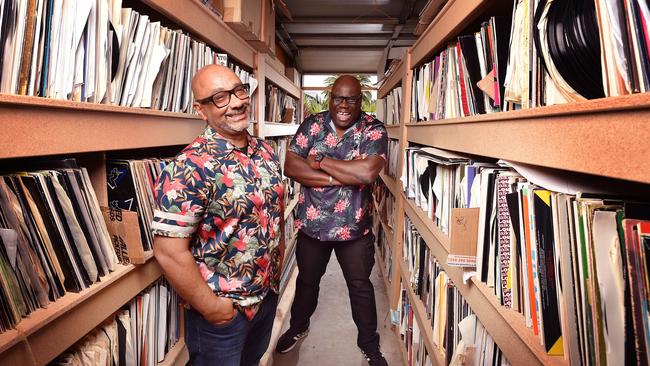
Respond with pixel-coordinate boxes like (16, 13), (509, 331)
(272, 253), (402, 366)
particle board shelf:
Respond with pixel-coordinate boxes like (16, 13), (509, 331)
(259, 265), (299, 366)
(374, 251), (392, 299)
(379, 172), (398, 197)
(282, 230), (299, 270)
(0, 256), (162, 366)
(0, 94), (205, 159)
(264, 56), (301, 99)
(158, 339), (189, 366)
(410, 0), (490, 68)
(262, 122), (300, 138)
(398, 260), (446, 366)
(285, 194), (299, 220)
(385, 124), (400, 139)
(405, 93), (650, 184)
(141, 0), (255, 68)
(378, 60), (405, 99)
(402, 195), (566, 366)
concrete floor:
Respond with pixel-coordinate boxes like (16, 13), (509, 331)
(272, 254), (403, 366)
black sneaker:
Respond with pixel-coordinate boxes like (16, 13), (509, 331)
(275, 327), (309, 353)
(361, 349), (388, 366)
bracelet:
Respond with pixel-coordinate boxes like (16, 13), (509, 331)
(328, 175), (333, 185)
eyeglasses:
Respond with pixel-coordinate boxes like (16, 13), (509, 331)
(331, 94), (362, 106)
(196, 83), (250, 108)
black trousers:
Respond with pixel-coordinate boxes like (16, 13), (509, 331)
(289, 231), (380, 352)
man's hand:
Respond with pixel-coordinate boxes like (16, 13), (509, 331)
(306, 154), (320, 170)
(203, 297), (238, 326)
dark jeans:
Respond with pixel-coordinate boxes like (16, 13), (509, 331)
(185, 292), (278, 366)
(289, 231), (380, 352)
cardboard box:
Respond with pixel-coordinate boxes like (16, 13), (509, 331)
(223, 0), (262, 41)
(101, 207), (145, 264)
(447, 208), (479, 267)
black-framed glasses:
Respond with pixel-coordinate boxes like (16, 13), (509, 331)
(331, 94), (362, 106)
(197, 83), (250, 108)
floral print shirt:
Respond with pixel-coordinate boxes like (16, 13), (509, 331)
(152, 126), (284, 320)
(289, 111), (387, 242)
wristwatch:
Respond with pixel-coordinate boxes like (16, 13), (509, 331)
(314, 153), (325, 170)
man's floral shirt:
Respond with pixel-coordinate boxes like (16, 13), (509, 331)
(289, 111), (387, 242)
(152, 126), (284, 320)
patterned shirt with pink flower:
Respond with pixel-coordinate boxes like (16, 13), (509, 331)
(152, 126), (284, 320)
(289, 111), (387, 242)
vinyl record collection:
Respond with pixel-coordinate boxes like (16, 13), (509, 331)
(50, 279), (181, 366)
(0, 0), (253, 113)
(106, 158), (171, 253)
(373, 179), (394, 280)
(409, 0), (650, 122)
(401, 218), (510, 366)
(398, 280), (434, 366)
(264, 136), (299, 206)
(386, 138), (400, 180)
(264, 83), (298, 123)
(379, 86), (402, 125)
(373, 218), (393, 284)
(0, 162), (117, 333)
(280, 208), (296, 296)
(373, 178), (395, 231)
(402, 143), (650, 364)
(265, 136), (300, 295)
(402, 145), (471, 235)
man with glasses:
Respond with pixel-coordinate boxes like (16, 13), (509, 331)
(276, 75), (389, 365)
(152, 64), (285, 366)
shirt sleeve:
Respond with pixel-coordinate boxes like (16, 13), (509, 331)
(359, 120), (388, 161)
(151, 152), (212, 238)
(288, 115), (316, 158)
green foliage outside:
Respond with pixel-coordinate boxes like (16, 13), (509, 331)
(303, 74), (376, 116)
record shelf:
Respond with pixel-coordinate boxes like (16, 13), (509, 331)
(0, 255), (161, 365)
(0, 0), (302, 364)
(255, 54), (302, 139)
(374, 0), (650, 364)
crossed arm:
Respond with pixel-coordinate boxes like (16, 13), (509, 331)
(284, 150), (385, 187)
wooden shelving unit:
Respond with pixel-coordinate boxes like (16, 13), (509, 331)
(0, 257), (161, 365)
(285, 194), (300, 220)
(403, 196), (566, 366)
(0, 94), (205, 159)
(378, 60), (405, 99)
(379, 172), (399, 197)
(159, 339), (189, 366)
(406, 93), (650, 184)
(259, 265), (299, 366)
(385, 124), (400, 139)
(409, 0), (489, 68)
(253, 54), (302, 139)
(141, 0), (256, 68)
(264, 55), (301, 99)
(0, 0), (302, 364)
(398, 259), (446, 366)
(378, 0), (650, 363)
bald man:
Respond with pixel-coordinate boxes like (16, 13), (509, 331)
(152, 64), (285, 366)
(276, 75), (389, 365)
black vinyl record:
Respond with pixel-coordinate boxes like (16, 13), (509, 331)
(543, 0), (605, 99)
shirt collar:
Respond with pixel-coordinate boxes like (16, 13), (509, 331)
(324, 112), (363, 138)
(203, 125), (260, 157)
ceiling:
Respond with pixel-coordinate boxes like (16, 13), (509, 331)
(276, 0), (428, 75)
